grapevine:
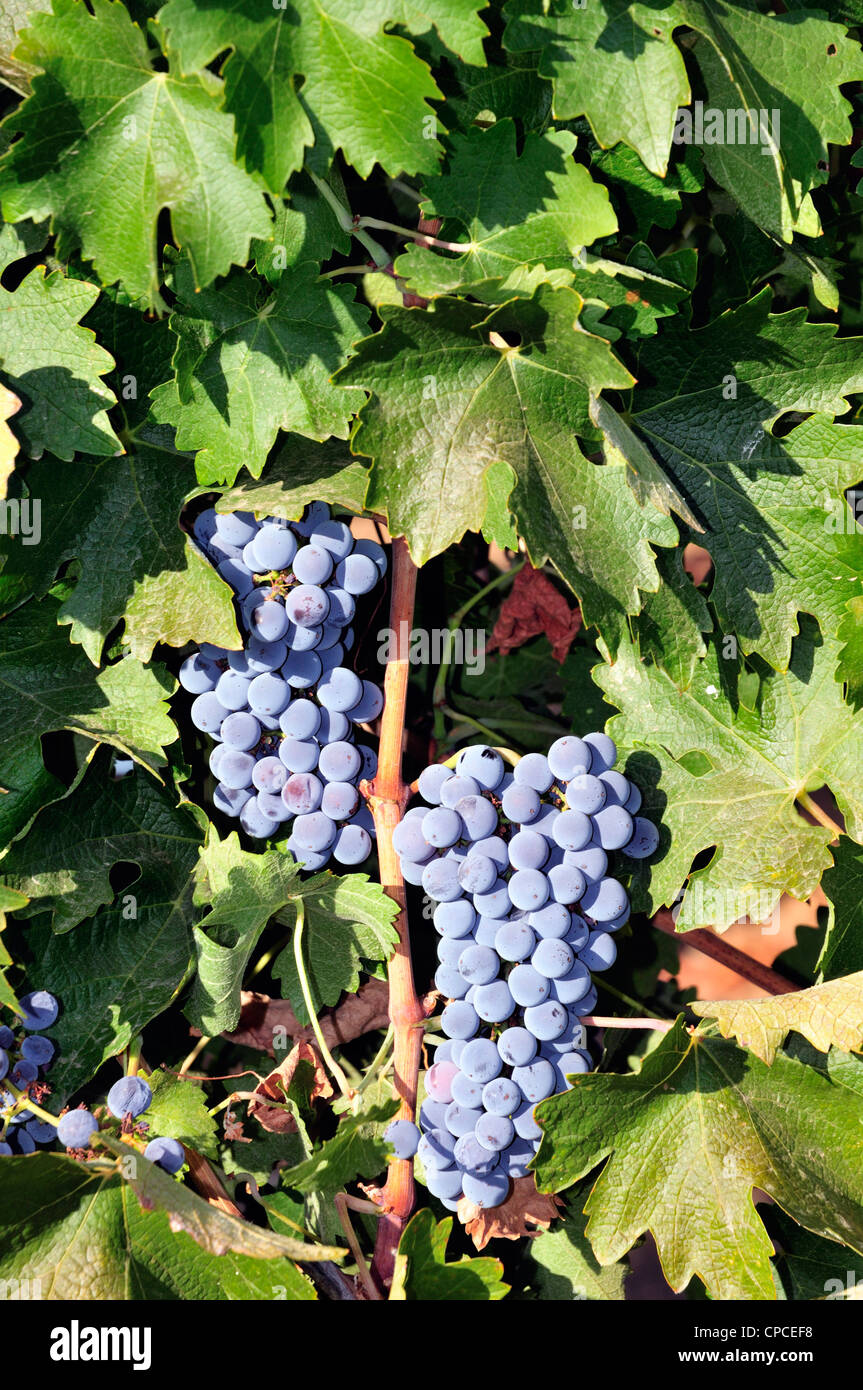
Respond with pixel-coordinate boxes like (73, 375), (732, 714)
(0, 0), (861, 1326)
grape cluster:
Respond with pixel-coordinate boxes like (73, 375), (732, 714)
(1, 992), (185, 1171)
(394, 735), (659, 1212)
(183, 502), (386, 868)
(0, 991), (61, 1154)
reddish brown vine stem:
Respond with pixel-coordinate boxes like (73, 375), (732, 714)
(653, 910), (798, 995)
(364, 536), (422, 1294)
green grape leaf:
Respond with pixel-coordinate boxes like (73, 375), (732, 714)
(0, 0), (272, 306)
(274, 873), (400, 1025)
(503, 1), (861, 240)
(631, 293), (863, 670)
(278, 1099), (398, 1195)
(157, 0), (476, 188)
(502, 0), (690, 178)
(534, 1018), (863, 1301)
(0, 598), (178, 843)
(254, 178), (350, 286)
(216, 436), (370, 522)
(445, 45), (551, 131)
(481, 459), (519, 550)
(630, 547), (711, 691)
(595, 623), (863, 929)
(187, 830), (303, 1035)
(522, 1186), (627, 1301)
(390, 1210), (509, 1300)
(593, 143), (703, 239)
(149, 259), (370, 486)
(80, 284), (177, 431)
(0, 1153), (320, 1299)
(571, 244), (695, 342)
(143, 1069), (219, 1160)
(0, 751), (204, 1098)
(338, 288), (679, 642)
(394, 121), (617, 298)
(772, 1210), (863, 1302)
(820, 838), (863, 982)
(692, 974), (863, 1065)
(0, 265), (121, 461)
(0, 0), (52, 96)
(837, 596), (863, 709)
(0, 431), (240, 664)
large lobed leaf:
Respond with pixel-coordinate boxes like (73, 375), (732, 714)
(692, 974), (863, 1065)
(150, 258), (371, 486)
(502, 0), (863, 241)
(534, 1019), (863, 1300)
(0, 0), (273, 306)
(0, 429), (241, 663)
(596, 622), (863, 930)
(338, 286), (679, 644)
(157, 0), (489, 191)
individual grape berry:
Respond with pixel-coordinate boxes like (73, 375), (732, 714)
(433, 900), (476, 938)
(332, 825), (372, 865)
(564, 843), (608, 884)
(482, 1077), (522, 1117)
(580, 877), (629, 922)
(497, 1027), (537, 1068)
(513, 752), (554, 793)
(456, 745), (505, 791)
(26, 1118), (57, 1144)
(523, 1000), (570, 1041)
(453, 795), (498, 841)
(253, 523), (298, 571)
(512, 1059), (557, 1103)
(440, 1001), (480, 1040)
(422, 857), (463, 903)
(282, 773), (324, 815)
(461, 1170), (509, 1209)
(551, 810), (593, 852)
(286, 584), (330, 628)
(473, 981), (516, 1024)
(293, 812), (338, 852)
(219, 750), (256, 791)
(508, 964), (551, 1007)
(57, 1108), (98, 1149)
(459, 1038), (502, 1084)
(472, 879), (511, 920)
(214, 511), (258, 548)
(508, 830), (549, 871)
(318, 742), (362, 782)
(417, 764), (453, 805)
(280, 699), (321, 739)
(251, 600), (290, 643)
(417, 1127), (456, 1170)
(551, 961), (592, 1005)
(344, 680), (384, 724)
(457, 853), (498, 894)
(501, 783), (541, 824)
(384, 1120), (420, 1159)
(11, 1058), (38, 1086)
(310, 519), (354, 560)
(190, 692), (229, 734)
(528, 902), (572, 938)
(352, 537), (387, 577)
(422, 807), (464, 849)
(453, 1134), (499, 1175)
(107, 1076), (152, 1119)
(508, 868), (550, 912)
(583, 732), (617, 774)
(20, 1035), (54, 1067)
(18, 992), (59, 1031)
(279, 739), (320, 774)
(592, 804), (634, 851)
(457, 946), (498, 987)
(292, 543), (334, 586)
(214, 784), (254, 817)
(443, 1103), (483, 1138)
(580, 931), (618, 972)
(282, 650), (322, 689)
(532, 938), (575, 979)
(434, 965), (469, 1000)
(547, 736), (592, 781)
(321, 781), (360, 821)
(494, 920), (535, 962)
(426, 1167), (465, 1202)
(335, 553), (378, 595)
(622, 816), (660, 859)
(144, 1136), (186, 1173)
(450, 1070), (485, 1107)
(179, 654), (220, 694)
(547, 864), (586, 905)
(0, 1025), (14, 1049)
(475, 1113), (514, 1153)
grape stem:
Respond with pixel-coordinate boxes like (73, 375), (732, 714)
(355, 215), (471, 253)
(1, 1081), (57, 1127)
(797, 792), (844, 840)
(364, 536), (422, 1294)
(308, 172), (391, 270)
(334, 1193), (383, 1300)
(652, 910), (798, 995)
(431, 559), (524, 740)
(292, 898), (356, 1104)
(582, 1015), (673, 1032)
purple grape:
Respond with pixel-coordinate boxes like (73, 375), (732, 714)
(547, 736), (592, 781)
(622, 816), (660, 859)
(513, 753), (554, 793)
(384, 1120), (420, 1159)
(220, 712), (261, 750)
(318, 742), (362, 782)
(335, 553), (378, 594)
(18, 992), (59, 1030)
(57, 1109), (99, 1148)
(144, 1136), (186, 1173)
(286, 584), (330, 628)
(292, 544), (334, 585)
(107, 1076), (152, 1119)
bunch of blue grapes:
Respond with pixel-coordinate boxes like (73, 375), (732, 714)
(182, 501), (387, 868)
(392, 734), (659, 1212)
(1, 991), (186, 1171)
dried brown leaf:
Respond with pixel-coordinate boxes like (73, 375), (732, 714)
(248, 1040), (333, 1134)
(488, 565), (581, 664)
(228, 979), (390, 1055)
(459, 1176), (563, 1249)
